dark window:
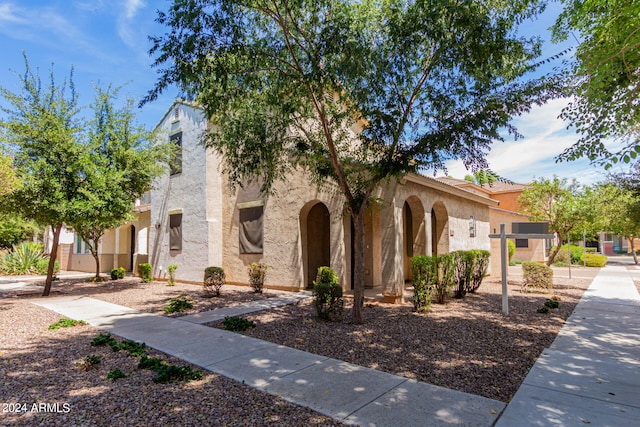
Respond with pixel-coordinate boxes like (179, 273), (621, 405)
(169, 213), (182, 251)
(170, 132), (182, 175)
(239, 206), (264, 254)
(515, 238), (529, 248)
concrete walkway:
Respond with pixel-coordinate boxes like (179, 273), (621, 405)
(33, 296), (504, 426)
(495, 265), (640, 427)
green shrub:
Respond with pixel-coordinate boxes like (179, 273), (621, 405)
(435, 253), (456, 304)
(537, 306), (549, 313)
(522, 261), (553, 292)
(167, 264), (178, 286)
(35, 258), (59, 275)
(138, 356), (167, 371)
(0, 242), (48, 275)
(312, 266), (343, 322)
(410, 255), (436, 312)
(585, 247), (598, 254)
(248, 262), (268, 293)
(469, 249), (490, 293)
(91, 332), (121, 352)
(118, 339), (147, 357)
(552, 244), (585, 265)
(110, 267), (126, 280)
(80, 355), (101, 371)
(544, 299), (559, 309)
(223, 316), (256, 331)
(138, 355), (203, 383)
(138, 263), (153, 282)
(507, 240), (515, 262)
(48, 318), (88, 330)
(452, 250), (474, 298)
(164, 295), (193, 313)
(581, 253), (608, 267)
(107, 368), (127, 381)
(152, 364), (203, 384)
(204, 266), (225, 297)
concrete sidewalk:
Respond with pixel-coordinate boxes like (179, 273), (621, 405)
(495, 265), (640, 427)
(34, 296), (504, 426)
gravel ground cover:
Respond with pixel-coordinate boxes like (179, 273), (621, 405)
(1, 270), (592, 425)
(208, 277), (591, 403)
(0, 297), (345, 426)
(11, 276), (289, 317)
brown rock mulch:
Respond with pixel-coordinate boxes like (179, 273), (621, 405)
(0, 298), (345, 427)
(208, 277), (591, 403)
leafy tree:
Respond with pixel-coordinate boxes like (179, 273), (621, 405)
(0, 56), (87, 296)
(0, 215), (39, 249)
(145, 0), (562, 323)
(0, 150), (17, 197)
(518, 176), (588, 265)
(553, 1), (640, 166)
(592, 182), (640, 264)
(463, 170), (499, 186)
(66, 86), (168, 280)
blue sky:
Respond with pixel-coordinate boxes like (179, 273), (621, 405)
(0, 1), (628, 186)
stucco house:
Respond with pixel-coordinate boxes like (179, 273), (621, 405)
(149, 101), (500, 296)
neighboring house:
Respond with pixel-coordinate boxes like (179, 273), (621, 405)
(436, 178), (547, 273)
(150, 101), (499, 296)
(599, 233), (640, 255)
(55, 193), (151, 274)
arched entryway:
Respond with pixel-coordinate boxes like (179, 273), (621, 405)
(403, 197), (426, 281)
(431, 201), (449, 256)
(300, 201), (331, 288)
(129, 225), (136, 271)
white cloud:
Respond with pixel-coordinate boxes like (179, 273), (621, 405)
(117, 0), (146, 47)
(442, 98), (612, 185)
(0, 2), (25, 24)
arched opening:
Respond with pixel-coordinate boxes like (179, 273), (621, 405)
(431, 201), (449, 256)
(403, 197), (426, 281)
(301, 202), (331, 288)
(129, 225), (136, 271)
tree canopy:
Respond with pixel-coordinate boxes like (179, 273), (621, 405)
(553, 0), (640, 166)
(0, 56), (86, 295)
(0, 55), (167, 293)
(146, 0), (563, 323)
(518, 176), (588, 265)
(66, 85), (168, 279)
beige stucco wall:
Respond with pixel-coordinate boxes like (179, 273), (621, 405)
(217, 170), (494, 294)
(220, 169), (347, 290)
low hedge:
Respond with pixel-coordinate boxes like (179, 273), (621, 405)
(580, 253), (608, 267)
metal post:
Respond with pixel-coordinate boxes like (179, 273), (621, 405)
(500, 223), (509, 315)
(568, 236), (572, 279)
(583, 230), (587, 268)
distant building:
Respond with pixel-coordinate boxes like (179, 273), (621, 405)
(436, 177), (548, 272)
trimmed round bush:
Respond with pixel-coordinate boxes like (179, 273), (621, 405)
(204, 266), (225, 297)
(581, 253), (608, 267)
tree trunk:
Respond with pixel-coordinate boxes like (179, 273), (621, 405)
(42, 224), (62, 296)
(351, 210), (365, 324)
(91, 248), (100, 280)
(546, 234), (563, 266)
(630, 237), (638, 265)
